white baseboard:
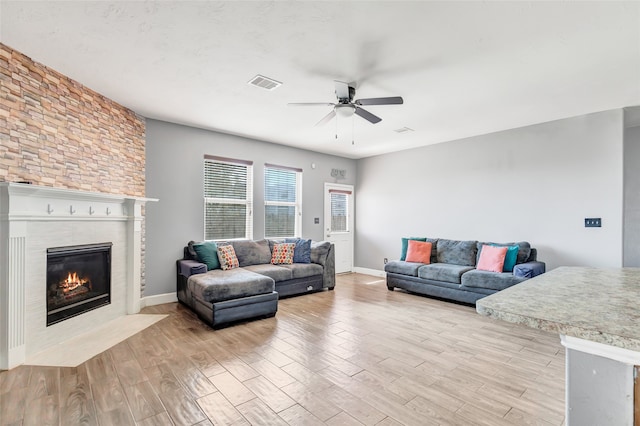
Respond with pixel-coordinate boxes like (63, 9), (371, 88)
(141, 292), (178, 308)
(353, 267), (386, 278)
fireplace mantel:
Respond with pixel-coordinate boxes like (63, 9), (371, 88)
(0, 182), (157, 369)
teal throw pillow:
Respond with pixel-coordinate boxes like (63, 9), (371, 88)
(489, 244), (519, 272)
(401, 237), (427, 261)
(193, 241), (220, 270)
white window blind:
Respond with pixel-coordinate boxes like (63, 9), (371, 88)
(264, 164), (302, 238)
(329, 189), (350, 232)
(204, 156), (253, 240)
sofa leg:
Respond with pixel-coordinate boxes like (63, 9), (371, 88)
(387, 286), (395, 291)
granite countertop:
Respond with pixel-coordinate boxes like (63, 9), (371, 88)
(476, 266), (640, 351)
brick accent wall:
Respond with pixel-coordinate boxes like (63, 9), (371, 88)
(0, 43), (148, 294)
(0, 43), (145, 195)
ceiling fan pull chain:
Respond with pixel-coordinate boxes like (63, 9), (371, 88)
(352, 115), (355, 145)
(335, 114), (338, 140)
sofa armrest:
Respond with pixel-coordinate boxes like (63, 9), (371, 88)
(310, 241), (335, 289)
(177, 259), (207, 278)
(513, 261), (545, 279)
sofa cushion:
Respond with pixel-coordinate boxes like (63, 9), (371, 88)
(418, 263), (474, 284)
(188, 268), (274, 303)
(285, 238), (312, 263)
(405, 240), (433, 264)
(243, 264), (293, 282)
(310, 241), (331, 264)
(436, 239), (477, 266)
(461, 269), (527, 291)
(384, 260), (423, 277)
(192, 241), (220, 270)
(187, 240), (200, 260)
(280, 263), (323, 279)
(231, 239), (272, 267)
(217, 245), (240, 270)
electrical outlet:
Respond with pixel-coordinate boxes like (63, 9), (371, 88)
(384, 258), (388, 264)
(585, 218), (602, 228)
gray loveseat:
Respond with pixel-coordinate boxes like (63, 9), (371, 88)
(177, 239), (335, 328)
(385, 238), (545, 304)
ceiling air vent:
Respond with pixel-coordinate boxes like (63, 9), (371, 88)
(394, 127), (414, 133)
(248, 74), (282, 91)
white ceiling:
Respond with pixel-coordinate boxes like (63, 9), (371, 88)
(1, 1), (639, 159)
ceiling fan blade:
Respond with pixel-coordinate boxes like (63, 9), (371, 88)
(315, 109), (336, 127)
(334, 80), (350, 100)
(288, 102), (335, 107)
(355, 96), (404, 106)
(354, 107), (382, 124)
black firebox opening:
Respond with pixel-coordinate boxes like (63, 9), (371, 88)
(46, 242), (112, 326)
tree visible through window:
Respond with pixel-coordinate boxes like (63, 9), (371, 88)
(264, 164), (302, 238)
(203, 156), (253, 240)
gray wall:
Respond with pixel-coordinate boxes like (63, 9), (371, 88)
(623, 120), (640, 266)
(355, 110), (624, 271)
(145, 119), (356, 296)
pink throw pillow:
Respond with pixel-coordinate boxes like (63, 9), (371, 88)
(405, 240), (432, 264)
(476, 244), (507, 273)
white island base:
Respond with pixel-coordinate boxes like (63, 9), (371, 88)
(562, 335), (638, 425)
(476, 267), (640, 426)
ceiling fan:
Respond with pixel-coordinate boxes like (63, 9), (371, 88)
(288, 80), (403, 126)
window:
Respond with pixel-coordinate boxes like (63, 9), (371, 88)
(264, 164), (302, 238)
(203, 155), (253, 240)
(330, 190), (349, 232)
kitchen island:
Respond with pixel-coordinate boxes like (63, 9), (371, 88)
(476, 266), (640, 425)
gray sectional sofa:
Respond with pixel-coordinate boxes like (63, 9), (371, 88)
(177, 239), (335, 328)
(385, 238), (545, 304)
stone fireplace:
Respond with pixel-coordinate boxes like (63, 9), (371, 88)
(0, 183), (156, 369)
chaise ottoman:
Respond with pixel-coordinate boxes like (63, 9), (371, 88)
(177, 263), (278, 328)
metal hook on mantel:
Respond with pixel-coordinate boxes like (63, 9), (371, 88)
(89, 206), (95, 215)
(47, 204), (54, 214)
(69, 205), (76, 215)
(106, 207), (111, 216)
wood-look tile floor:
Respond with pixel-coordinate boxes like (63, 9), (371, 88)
(0, 273), (566, 425)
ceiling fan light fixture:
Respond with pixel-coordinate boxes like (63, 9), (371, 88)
(335, 104), (355, 118)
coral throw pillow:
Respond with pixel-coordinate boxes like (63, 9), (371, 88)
(271, 243), (295, 265)
(217, 244), (239, 270)
(476, 245), (508, 273)
(405, 240), (432, 264)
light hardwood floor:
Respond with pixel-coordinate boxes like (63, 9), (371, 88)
(0, 273), (565, 425)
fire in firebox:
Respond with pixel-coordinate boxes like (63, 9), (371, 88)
(50, 271), (92, 303)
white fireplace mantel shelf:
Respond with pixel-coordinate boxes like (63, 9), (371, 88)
(0, 182), (158, 370)
(0, 182), (155, 221)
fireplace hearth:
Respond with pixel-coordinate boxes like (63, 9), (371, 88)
(47, 243), (112, 326)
